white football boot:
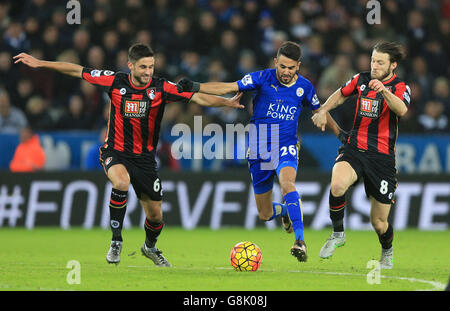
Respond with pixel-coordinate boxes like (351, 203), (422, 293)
(141, 244), (172, 267)
(319, 232), (346, 259)
(106, 240), (122, 264)
(379, 246), (394, 269)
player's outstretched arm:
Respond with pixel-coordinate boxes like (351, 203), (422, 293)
(190, 92), (244, 109)
(312, 88), (349, 143)
(312, 110), (343, 136)
(177, 78), (239, 96)
(198, 82), (239, 95)
(312, 88), (347, 131)
(13, 52), (83, 78)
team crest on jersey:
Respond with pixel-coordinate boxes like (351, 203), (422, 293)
(146, 88), (156, 100)
(120, 88), (126, 95)
(123, 100), (149, 118)
(359, 97), (380, 119)
(296, 87), (304, 97)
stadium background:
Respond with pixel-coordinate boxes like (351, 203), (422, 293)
(0, 0), (448, 231)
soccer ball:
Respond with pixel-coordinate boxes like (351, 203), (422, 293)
(230, 241), (262, 272)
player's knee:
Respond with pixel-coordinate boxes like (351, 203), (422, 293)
(280, 181), (296, 197)
(112, 178), (130, 191)
(111, 174), (130, 191)
(330, 180), (349, 197)
(371, 218), (387, 234)
(145, 209), (162, 222)
(258, 211), (272, 222)
(257, 206), (273, 221)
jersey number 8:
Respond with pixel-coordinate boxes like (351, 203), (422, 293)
(380, 180), (388, 195)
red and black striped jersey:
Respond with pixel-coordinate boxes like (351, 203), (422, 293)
(340, 71), (410, 157)
(82, 68), (194, 156)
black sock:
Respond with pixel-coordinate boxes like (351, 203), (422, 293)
(144, 219), (164, 248)
(109, 188), (127, 242)
(378, 223), (394, 249)
(329, 191), (346, 232)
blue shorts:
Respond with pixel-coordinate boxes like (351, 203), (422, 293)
(247, 141), (300, 194)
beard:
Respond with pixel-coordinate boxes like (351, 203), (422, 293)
(135, 74), (150, 86)
(371, 68), (392, 81)
(277, 72), (295, 84)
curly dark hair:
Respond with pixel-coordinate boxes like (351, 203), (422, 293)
(373, 41), (406, 64)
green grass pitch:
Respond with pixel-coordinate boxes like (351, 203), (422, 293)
(0, 227), (448, 291)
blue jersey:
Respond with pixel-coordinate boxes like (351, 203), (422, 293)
(237, 68), (320, 147)
(237, 69), (320, 193)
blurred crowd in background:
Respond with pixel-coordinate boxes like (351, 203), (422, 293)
(0, 0), (449, 139)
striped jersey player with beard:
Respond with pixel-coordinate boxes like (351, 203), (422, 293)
(14, 44), (243, 267)
(312, 41), (411, 269)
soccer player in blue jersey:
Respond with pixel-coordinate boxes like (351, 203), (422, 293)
(177, 41), (344, 261)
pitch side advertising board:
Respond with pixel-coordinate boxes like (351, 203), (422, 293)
(0, 171), (448, 230)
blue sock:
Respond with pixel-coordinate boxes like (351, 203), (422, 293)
(268, 202), (287, 221)
(284, 191), (304, 241)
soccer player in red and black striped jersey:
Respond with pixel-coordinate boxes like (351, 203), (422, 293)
(312, 42), (411, 269)
(14, 44), (243, 267)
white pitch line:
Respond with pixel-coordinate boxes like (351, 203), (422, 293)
(283, 269), (446, 291)
(145, 266), (446, 291)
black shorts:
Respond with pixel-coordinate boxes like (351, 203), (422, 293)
(335, 145), (397, 204)
(99, 146), (162, 201)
